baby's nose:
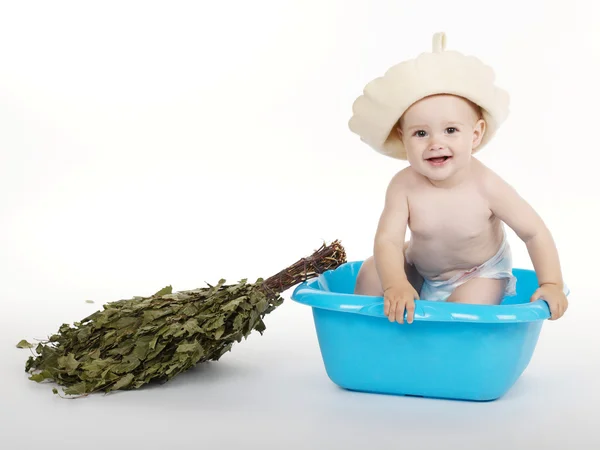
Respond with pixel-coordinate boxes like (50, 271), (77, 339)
(429, 143), (445, 151)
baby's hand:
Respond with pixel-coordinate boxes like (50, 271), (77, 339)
(383, 281), (419, 324)
(530, 283), (569, 320)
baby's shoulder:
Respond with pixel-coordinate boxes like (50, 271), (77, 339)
(388, 166), (422, 190)
(382, 167), (421, 203)
(471, 158), (511, 195)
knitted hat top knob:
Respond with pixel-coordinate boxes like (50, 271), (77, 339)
(432, 32), (446, 53)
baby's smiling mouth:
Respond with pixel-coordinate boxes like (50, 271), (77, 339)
(426, 156), (451, 164)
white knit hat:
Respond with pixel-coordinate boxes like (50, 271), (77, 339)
(348, 32), (510, 160)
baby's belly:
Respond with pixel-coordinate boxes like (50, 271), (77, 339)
(406, 234), (502, 281)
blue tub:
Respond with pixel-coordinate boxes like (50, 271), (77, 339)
(290, 260), (569, 401)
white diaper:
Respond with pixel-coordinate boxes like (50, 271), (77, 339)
(419, 231), (517, 302)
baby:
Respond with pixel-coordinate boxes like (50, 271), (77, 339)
(348, 32), (568, 324)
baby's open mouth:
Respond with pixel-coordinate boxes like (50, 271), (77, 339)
(426, 156), (451, 163)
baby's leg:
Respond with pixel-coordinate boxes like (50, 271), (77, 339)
(446, 277), (508, 305)
(354, 242), (423, 296)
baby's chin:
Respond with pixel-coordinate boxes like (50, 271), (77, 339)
(420, 171), (452, 181)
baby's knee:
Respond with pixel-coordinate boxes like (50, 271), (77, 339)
(354, 256), (384, 296)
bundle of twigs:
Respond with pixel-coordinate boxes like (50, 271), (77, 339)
(17, 240), (346, 398)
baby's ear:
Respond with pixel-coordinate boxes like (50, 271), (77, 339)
(472, 119), (486, 149)
(396, 126), (403, 140)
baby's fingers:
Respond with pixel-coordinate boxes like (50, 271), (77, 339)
(395, 300), (406, 324)
(405, 299), (415, 324)
(555, 298), (568, 320)
(548, 299), (559, 320)
(387, 298), (397, 322)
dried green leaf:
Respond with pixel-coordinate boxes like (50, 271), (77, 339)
(112, 355), (141, 374)
(182, 319), (202, 336)
(110, 373), (135, 391)
(142, 309), (172, 324)
(176, 341), (201, 353)
(76, 326), (92, 342)
(254, 319), (267, 334)
(181, 304), (199, 316)
(205, 316), (225, 331)
(153, 285), (173, 297)
(146, 342), (167, 360)
(16, 339), (33, 349)
(81, 358), (113, 378)
(112, 316), (140, 330)
(64, 381), (90, 396)
(57, 353), (80, 372)
(149, 335), (159, 350)
(233, 314), (244, 331)
(29, 370), (52, 382)
(132, 335), (154, 360)
(221, 296), (246, 312)
(256, 298), (268, 314)
(214, 326), (225, 340)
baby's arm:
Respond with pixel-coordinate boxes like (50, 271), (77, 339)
(374, 170), (419, 323)
(374, 171), (410, 291)
(481, 169), (568, 319)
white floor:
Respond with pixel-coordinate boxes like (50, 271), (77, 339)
(3, 282), (598, 450)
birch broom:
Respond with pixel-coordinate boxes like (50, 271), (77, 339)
(17, 240), (347, 398)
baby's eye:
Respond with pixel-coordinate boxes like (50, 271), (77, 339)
(445, 127), (458, 134)
(414, 130), (427, 137)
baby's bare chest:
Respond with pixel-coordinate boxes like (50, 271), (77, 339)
(407, 190), (492, 239)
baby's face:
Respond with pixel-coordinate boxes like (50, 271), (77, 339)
(397, 94), (485, 183)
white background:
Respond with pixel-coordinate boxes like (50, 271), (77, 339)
(1, 1), (599, 449)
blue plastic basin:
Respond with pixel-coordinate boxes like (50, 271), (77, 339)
(290, 260), (569, 401)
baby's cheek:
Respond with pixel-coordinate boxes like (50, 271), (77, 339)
(406, 152), (422, 167)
